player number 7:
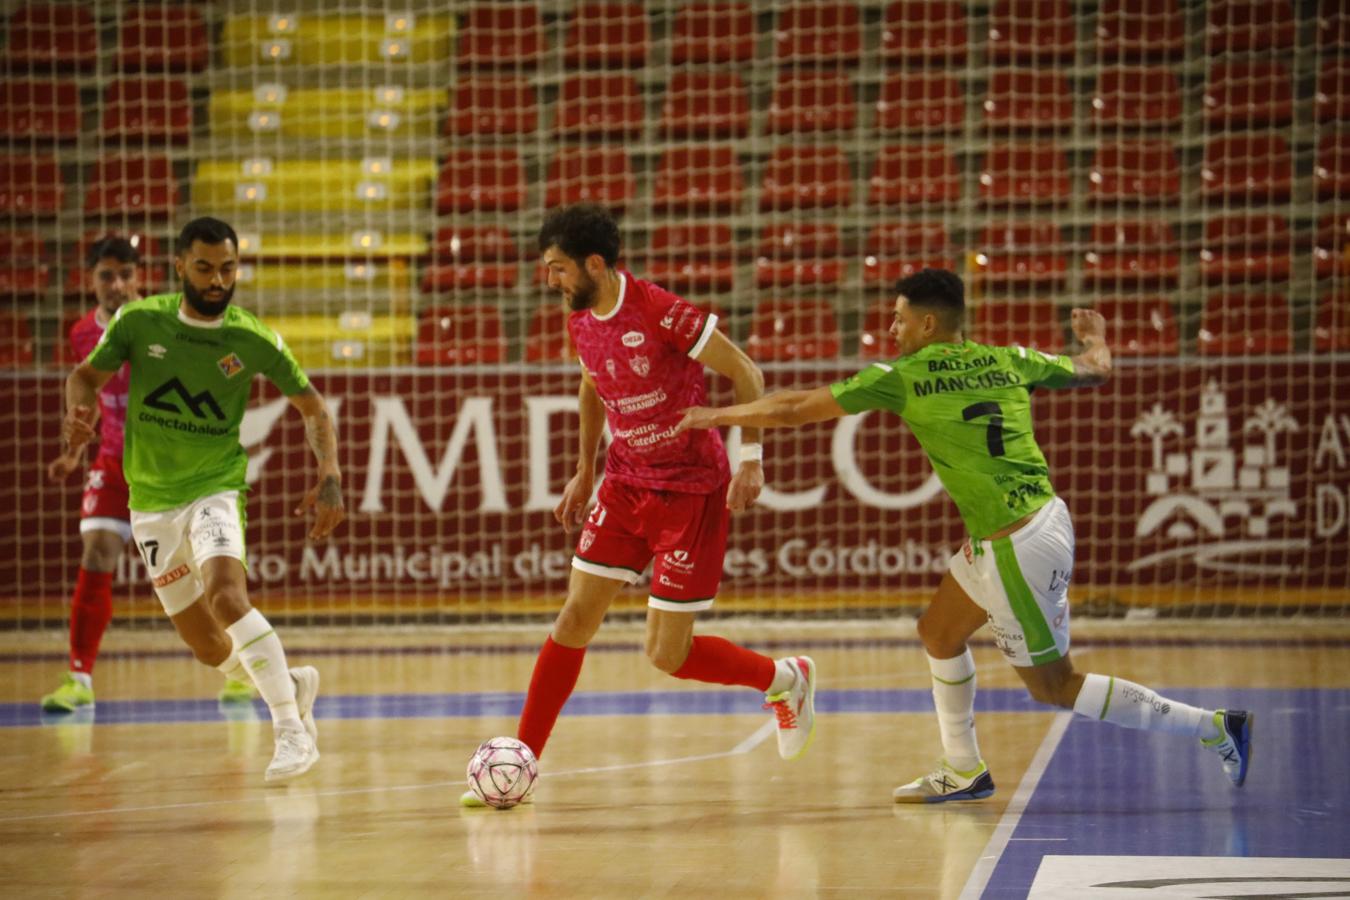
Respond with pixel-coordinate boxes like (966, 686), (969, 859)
(962, 402), (1005, 457)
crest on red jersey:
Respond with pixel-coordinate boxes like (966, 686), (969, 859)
(629, 354), (649, 377)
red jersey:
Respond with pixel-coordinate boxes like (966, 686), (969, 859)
(69, 308), (129, 459)
(568, 273), (729, 494)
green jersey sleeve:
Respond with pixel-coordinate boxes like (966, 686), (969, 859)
(85, 306), (131, 371)
(1007, 345), (1076, 389)
(256, 324), (309, 396)
(830, 361), (907, 415)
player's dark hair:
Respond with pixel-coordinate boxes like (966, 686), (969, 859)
(176, 216), (239, 256)
(896, 268), (965, 331)
(538, 203), (621, 267)
(85, 236), (139, 270)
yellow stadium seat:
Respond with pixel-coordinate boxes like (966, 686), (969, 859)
(221, 14), (452, 67)
(209, 86), (443, 141)
(268, 312), (415, 369)
(235, 260), (414, 295)
(194, 158), (436, 214)
(236, 230), (428, 259)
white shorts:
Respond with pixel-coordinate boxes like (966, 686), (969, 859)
(947, 496), (1073, 668)
(130, 491), (247, 617)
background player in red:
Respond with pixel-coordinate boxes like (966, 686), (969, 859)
(42, 237), (256, 712)
(462, 203), (817, 806)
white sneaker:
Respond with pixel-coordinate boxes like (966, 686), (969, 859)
(764, 656), (817, 760)
(265, 728), (320, 784)
(893, 759), (995, 804)
(459, 789), (534, 809)
(290, 666), (320, 741)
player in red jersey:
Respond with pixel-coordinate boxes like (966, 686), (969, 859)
(462, 204), (817, 806)
(40, 237), (257, 711)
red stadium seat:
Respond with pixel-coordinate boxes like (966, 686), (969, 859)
(970, 300), (1063, 351)
(0, 154), (64, 217)
(1092, 67), (1182, 130)
(1197, 294), (1291, 356)
(862, 222), (954, 287)
(987, 0), (1075, 63)
(6, 4), (98, 71)
(102, 78), (192, 143)
(0, 231), (49, 299)
(435, 149), (525, 213)
(1096, 0), (1184, 61)
(545, 147), (635, 212)
(774, 3), (862, 66)
(457, 5), (545, 69)
(1203, 62), (1293, 129)
(1089, 140), (1181, 205)
(983, 70), (1073, 133)
(525, 305), (576, 364)
(445, 78), (537, 137)
(1316, 133), (1350, 200)
(671, 3), (755, 64)
(876, 72), (963, 132)
(64, 231), (167, 298)
(973, 222), (1067, 289)
(1199, 216), (1291, 285)
(555, 74), (643, 140)
(0, 311), (35, 367)
(118, 5), (209, 72)
(767, 72), (857, 135)
(1315, 61), (1350, 123)
(1200, 134), (1293, 203)
(759, 146), (851, 212)
(659, 71), (750, 139)
(415, 305), (507, 365)
(646, 223), (736, 294)
(420, 227), (519, 293)
(859, 302), (899, 358)
(746, 299), (841, 362)
(652, 146), (744, 215)
(881, 1), (968, 65)
(1314, 214), (1350, 279)
(754, 223), (843, 289)
(1206, 0), (1295, 53)
(1318, 0), (1349, 49)
(1094, 297), (1179, 356)
(84, 156), (179, 218)
(1315, 291), (1350, 352)
(978, 143), (1070, 207)
(0, 79), (80, 142)
(869, 144), (960, 207)
(563, 3), (649, 68)
(1082, 220), (1180, 290)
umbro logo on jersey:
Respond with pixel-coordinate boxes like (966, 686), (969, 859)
(145, 377), (226, 421)
(148, 344), (167, 359)
(218, 353), (245, 379)
(621, 331), (645, 347)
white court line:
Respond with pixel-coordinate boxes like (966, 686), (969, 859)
(0, 719), (778, 824)
(958, 711), (1073, 900)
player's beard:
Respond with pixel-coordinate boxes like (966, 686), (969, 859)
(183, 280), (235, 318)
(565, 270), (599, 311)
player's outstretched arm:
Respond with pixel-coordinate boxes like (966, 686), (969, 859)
(555, 369), (604, 532)
(62, 362), (114, 452)
(694, 331), (765, 512)
(677, 386), (847, 433)
(1064, 308), (1113, 388)
(288, 386), (345, 541)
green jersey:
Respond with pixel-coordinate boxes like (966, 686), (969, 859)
(830, 340), (1076, 539)
(86, 293), (309, 512)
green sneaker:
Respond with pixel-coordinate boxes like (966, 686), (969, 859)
(41, 674), (95, 712)
(217, 677), (258, 704)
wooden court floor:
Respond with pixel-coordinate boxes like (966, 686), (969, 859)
(0, 618), (1347, 898)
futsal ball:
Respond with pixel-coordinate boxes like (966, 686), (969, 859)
(466, 737), (538, 809)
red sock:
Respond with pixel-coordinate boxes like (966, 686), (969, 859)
(516, 636), (586, 760)
(672, 635), (775, 691)
(69, 568), (114, 674)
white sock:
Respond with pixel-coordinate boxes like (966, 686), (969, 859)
(215, 650), (249, 684)
(1073, 673), (1219, 739)
(69, 671), (92, 689)
(768, 658), (797, 694)
(928, 650), (981, 772)
(225, 609), (302, 732)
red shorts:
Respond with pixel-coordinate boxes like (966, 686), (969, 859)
(80, 452), (131, 540)
(572, 479), (729, 612)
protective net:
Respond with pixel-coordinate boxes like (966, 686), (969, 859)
(1, 0), (1347, 630)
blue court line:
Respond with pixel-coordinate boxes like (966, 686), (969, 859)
(4, 633), (1347, 665)
(983, 688), (1350, 898)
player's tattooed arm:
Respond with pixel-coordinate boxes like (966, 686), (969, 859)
(1064, 308), (1113, 388)
(288, 385), (345, 540)
(62, 362), (114, 452)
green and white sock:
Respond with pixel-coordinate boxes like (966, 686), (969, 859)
(1073, 673), (1219, 739)
(929, 650), (981, 772)
(225, 609), (301, 732)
